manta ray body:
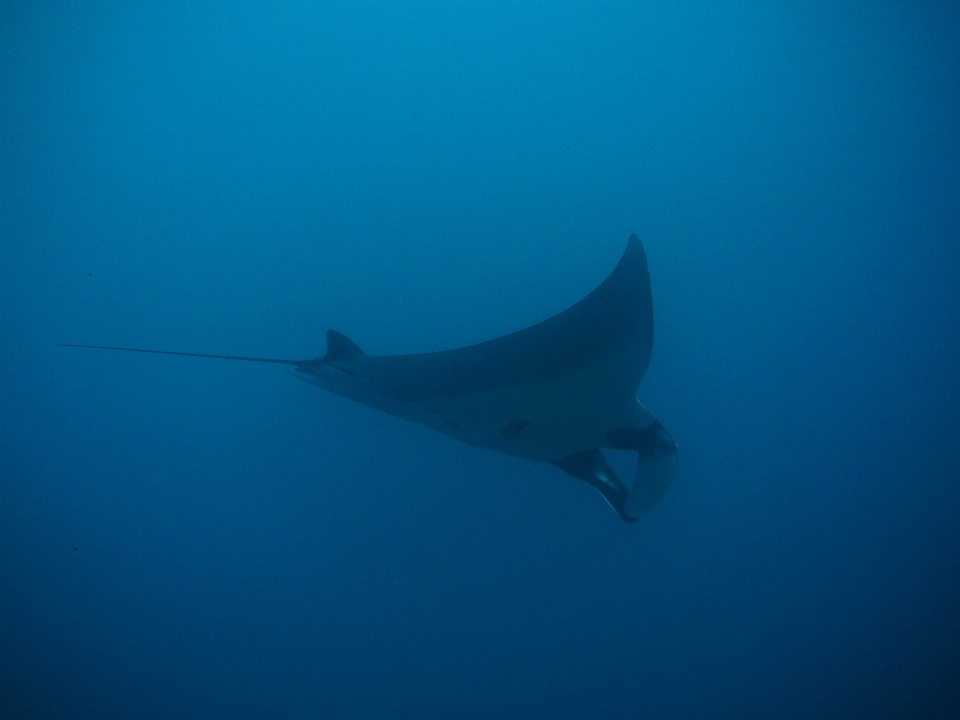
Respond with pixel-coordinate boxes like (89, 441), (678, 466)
(61, 235), (677, 522)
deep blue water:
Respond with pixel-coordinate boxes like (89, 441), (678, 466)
(3, 3), (959, 718)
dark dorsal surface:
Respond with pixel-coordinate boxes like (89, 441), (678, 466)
(322, 235), (653, 403)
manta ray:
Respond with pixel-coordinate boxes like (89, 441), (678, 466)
(60, 235), (677, 522)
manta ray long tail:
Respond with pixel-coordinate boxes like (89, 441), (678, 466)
(57, 344), (311, 366)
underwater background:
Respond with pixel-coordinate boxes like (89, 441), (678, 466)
(2, 2), (959, 718)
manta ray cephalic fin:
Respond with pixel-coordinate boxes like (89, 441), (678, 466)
(552, 448), (637, 523)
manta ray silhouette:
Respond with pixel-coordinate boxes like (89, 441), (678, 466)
(60, 235), (677, 522)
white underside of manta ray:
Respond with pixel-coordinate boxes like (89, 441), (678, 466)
(61, 234), (677, 522)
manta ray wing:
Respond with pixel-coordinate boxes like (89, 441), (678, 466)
(338, 234), (653, 403)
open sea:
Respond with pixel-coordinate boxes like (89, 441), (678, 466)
(2, 3), (959, 718)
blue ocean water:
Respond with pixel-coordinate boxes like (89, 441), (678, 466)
(2, 3), (959, 717)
